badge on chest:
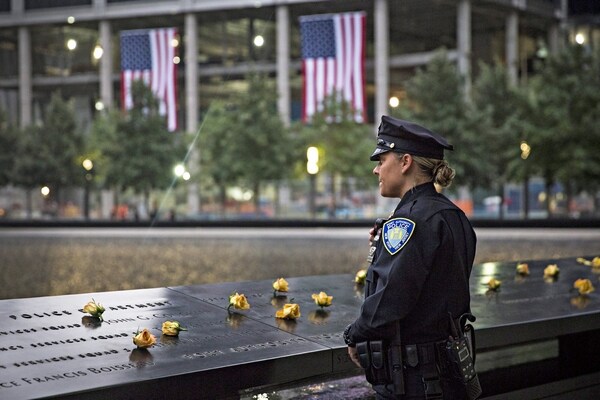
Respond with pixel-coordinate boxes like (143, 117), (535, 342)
(382, 218), (415, 255)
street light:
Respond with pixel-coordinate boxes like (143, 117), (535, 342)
(307, 147), (319, 218)
(520, 141), (531, 218)
(82, 159), (94, 220)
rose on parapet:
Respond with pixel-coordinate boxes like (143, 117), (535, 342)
(577, 257), (600, 268)
(228, 292), (250, 313)
(133, 328), (156, 349)
(544, 264), (560, 279)
(487, 278), (501, 291)
(311, 291), (333, 309)
(573, 278), (595, 295)
(82, 298), (105, 321)
(161, 321), (187, 336)
(275, 303), (301, 320)
(516, 263), (530, 276)
(355, 269), (367, 285)
(272, 278), (289, 296)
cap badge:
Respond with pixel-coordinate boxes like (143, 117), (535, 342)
(382, 218), (415, 255)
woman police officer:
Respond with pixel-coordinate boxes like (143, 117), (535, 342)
(343, 115), (478, 399)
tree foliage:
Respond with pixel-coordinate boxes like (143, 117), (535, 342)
(199, 74), (299, 213)
(525, 45), (600, 204)
(391, 51), (484, 189)
(92, 82), (185, 200)
(0, 111), (18, 187)
(290, 93), (374, 213)
(12, 93), (83, 193)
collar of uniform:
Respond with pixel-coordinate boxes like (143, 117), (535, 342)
(396, 182), (437, 211)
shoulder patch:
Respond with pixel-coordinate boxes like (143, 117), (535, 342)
(382, 218), (416, 255)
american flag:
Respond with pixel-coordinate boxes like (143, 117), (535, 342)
(299, 12), (366, 123)
(120, 28), (178, 131)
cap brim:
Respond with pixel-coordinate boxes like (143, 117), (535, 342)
(370, 147), (389, 161)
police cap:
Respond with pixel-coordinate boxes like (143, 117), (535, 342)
(370, 115), (453, 161)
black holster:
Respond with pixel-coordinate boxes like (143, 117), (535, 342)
(440, 314), (482, 400)
(356, 322), (405, 395)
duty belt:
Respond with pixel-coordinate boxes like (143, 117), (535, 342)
(403, 342), (445, 400)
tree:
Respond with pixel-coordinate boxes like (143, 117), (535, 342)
(199, 74), (299, 216)
(525, 45), (600, 216)
(291, 93), (374, 216)
(93, 82), (185, 210)
(470, 61), (524, 218)
(235, 74), (298, 214)
(0, 110), (17, 188)
(11, 92), (83, 217)
(391, 51), (484, 190)
(198, 101), (244, 215)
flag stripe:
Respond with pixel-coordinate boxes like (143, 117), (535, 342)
(120, 28), (178, 131)
(300, 12), (366, 123)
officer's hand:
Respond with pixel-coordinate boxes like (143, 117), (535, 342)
(347, 346), (361, 368)
(368, 227), (376, 245)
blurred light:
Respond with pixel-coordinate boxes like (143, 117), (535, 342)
(174, 164), (185, 177)
(556, 192), (564, 201)
(253, 35), (264, 47)
(173, 56), (181, 64)
(82, 159), (93, 171)
(95, 101), (104, 111)
(538, 192), (547, 203)
(93, 45), (104, 60)
(67, 39), (77, 51)
(575, 33), (585, 45)
(41, 186), (50, 196)
(67, 16), (75, 24)
(520, 141), (531, 160)
(307, 146), (319, 175)
(389, 96), (400, 108)
(182, 171), (191, 181)
(171, 38), (179, 48)
(229, 187), (253, 201)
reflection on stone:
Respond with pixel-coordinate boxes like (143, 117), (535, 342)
(160, 334), (179, 345)
(129, 348), (153, 366)
(81, 315), (102, 329)
(275, 318), (297, 333)
(271, 295), (288, 308)
(227, 312), (244, 329)
(571, 295), (590, 309)
(308, 309), (330, 324)
(353, 284), (364, 300)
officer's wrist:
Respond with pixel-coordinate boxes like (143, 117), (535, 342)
(343, 324), (355, 347)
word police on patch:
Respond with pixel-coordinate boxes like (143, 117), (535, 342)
(382, 218), (415, 255)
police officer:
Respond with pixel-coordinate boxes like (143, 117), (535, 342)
(343, 116), (477, 399)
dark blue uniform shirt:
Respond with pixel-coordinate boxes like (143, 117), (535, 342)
(349, 182), (476, 345)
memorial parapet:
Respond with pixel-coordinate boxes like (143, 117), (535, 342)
(0, 276), (366, 399)
(2, 256), (600, 399)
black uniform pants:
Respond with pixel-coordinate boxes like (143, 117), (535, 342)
(372, 341), (468, 400)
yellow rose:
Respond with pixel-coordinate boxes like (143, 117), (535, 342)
(576, 257), (590, 266)
(275, 303), (301, 320)
(82, 299), (105, 321)
(311, 291), (333, 308)
(273, 278), (289, 293)
(515, 263), (529, 276)
(592, 257), (600, 268)
(574, 278), (595, 295)
(487, 278), (501, 290)
(355, 269), (367, 284)
(133, 328), (156, 349)
(544, 264), (560, 278)
(161, 321), (186, 336)
(228, 292), (250, 311)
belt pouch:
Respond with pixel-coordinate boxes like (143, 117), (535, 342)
(364, 340), (390, 385)
(356, 341), (371, 369)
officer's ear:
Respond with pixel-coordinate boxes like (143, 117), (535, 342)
(398, 153), (413, 173)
